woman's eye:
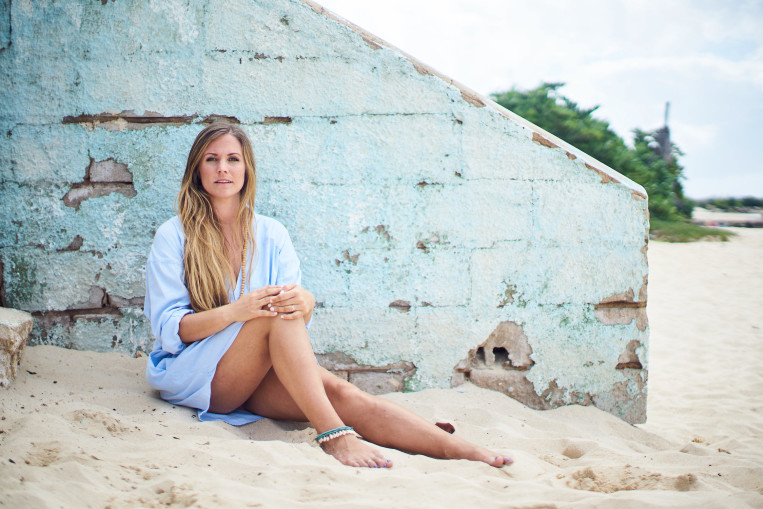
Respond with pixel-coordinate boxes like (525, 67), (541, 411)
(229, 157), (239, 162)
(205, 157), (216, 162)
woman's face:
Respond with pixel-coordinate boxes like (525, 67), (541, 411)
(198, 133), (246, 205)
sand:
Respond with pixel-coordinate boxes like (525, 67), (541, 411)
(1, 228), (761, 508)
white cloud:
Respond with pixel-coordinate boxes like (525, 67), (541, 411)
(672, 121), (718, 150)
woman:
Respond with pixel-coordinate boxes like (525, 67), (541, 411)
(144, 122), (513, 468)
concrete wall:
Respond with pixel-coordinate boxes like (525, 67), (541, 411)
(0, 0), (650, 423)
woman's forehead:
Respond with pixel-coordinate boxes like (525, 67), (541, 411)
(204, 133), (242, 153)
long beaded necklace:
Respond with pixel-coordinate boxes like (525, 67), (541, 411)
(240, 235), (247, 297)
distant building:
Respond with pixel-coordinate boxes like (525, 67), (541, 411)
(692, 207), (763, 228)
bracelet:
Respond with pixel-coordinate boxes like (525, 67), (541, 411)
(315, 426), (358, 444)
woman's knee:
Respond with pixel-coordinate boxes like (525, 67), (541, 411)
(325, 375), (374, 411)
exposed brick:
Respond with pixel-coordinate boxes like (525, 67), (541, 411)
(89, 158), (132, 183)
(349, 371), (404, 395)
(616, 340), (643, 370)
(469, 369), (548, 410)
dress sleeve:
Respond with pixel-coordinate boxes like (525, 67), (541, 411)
(275, 227), (302, 287)
(143, 222), (193, 355)
(274, 225), (312, 330)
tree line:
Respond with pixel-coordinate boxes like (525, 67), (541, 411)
(491, 83), (692, 221)
(694, 197), (763, 211)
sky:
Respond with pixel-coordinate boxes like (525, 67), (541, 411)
(317, 0), (763, 199)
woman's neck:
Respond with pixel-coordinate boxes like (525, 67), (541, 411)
(213, 197), (240, 228)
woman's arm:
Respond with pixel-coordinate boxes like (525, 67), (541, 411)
(178, 285), (284, 343)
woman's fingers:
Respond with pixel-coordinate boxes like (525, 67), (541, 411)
(279, 310), (303, 320)
(235, 285), (311, 320)
(270, 288), (297, 304)
(254, 308), (279, 318)
(253, 285), (284, 298)
(268, 299), (306, 314)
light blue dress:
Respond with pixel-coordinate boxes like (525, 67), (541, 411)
(144, 214), (307, 425)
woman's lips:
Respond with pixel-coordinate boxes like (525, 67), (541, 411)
(215, 179), (233, 184)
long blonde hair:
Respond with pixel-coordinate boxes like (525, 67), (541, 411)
(176, 123), (257, 312)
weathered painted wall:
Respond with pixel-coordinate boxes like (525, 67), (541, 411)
(0, 0), (650, 422)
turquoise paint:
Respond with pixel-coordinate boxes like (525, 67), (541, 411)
(0, 0), (649, 422)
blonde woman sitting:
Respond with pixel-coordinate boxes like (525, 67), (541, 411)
(144, 123), (513, 468)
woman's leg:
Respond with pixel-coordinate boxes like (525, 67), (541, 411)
(209, 316), (390, 468)
(246, 368), (512, 467)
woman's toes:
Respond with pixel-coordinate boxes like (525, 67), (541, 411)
(490, 455), (512, 467)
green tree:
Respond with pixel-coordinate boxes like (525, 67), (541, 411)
(491, 83), (690, 220)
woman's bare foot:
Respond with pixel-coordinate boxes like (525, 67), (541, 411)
(467, 446), (513, 467)
(483, 452), (514, 467)
(320, 434), (393, 468)
(446, 436), (513, 467)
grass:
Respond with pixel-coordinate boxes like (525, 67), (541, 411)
(649, 218), (735, 242)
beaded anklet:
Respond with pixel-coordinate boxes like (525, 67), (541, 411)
(315, 426), (358, 444)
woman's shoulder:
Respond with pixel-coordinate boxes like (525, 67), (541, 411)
(151, 216), (184, 253)
(255, 214), (290, 240)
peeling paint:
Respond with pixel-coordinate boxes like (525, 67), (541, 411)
(315, 350), (416, 394)
(373, 225), (391, 241)
(460, 89), (485, 108)
(341, 250), (359, 265)
(453, 322), (544, 409)
(62, 157), (136, 210)
(591, 369), (647, 424)
(415, 234), (447, 253)
(388, 300), (411, 312)
(599, 289), (635, 305)
(469, 369), (548, 410)
(497, 282), (517, 308)
(638, 274), (648, 302)
(585, 163), (617, 184)
(58, 235), (84, 252)
(532, 132), (558, 149)
(263, 116), (292, 125)
(63, 111), (196, 130)
(361, 34), (382, 50)
(481, 321), (533, 369)
(616, 340), (643, 370)
(89, 158), (132, 183)
(594, 306), (648, 332)
(62, 112), (242, 130)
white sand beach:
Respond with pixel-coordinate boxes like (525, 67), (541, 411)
(1, 229), (761, 508)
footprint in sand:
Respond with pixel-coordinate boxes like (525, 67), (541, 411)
(67, 409), (129, 437)
(561, 444), (586, 459)
(567, 466), (697, 493)
(540, 439), (597, 465)
(24, 441), (62, 467)
(152, 480), (199, 507)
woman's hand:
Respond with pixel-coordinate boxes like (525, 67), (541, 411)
(229, 285), (284, 322)
(267, 283), (315, 321)
(179, 284), (283, 343)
